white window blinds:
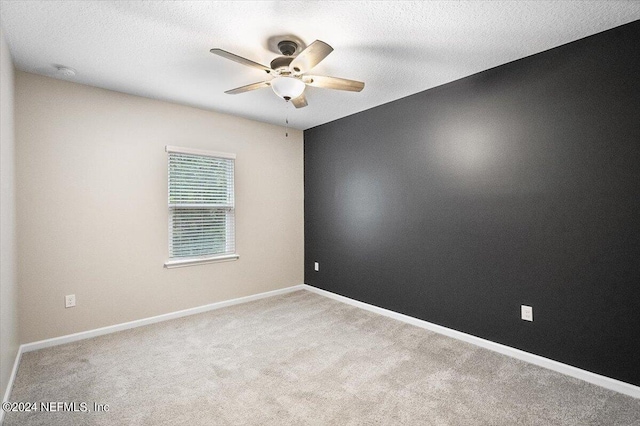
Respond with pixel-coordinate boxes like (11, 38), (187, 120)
(166, 146), (237, 266)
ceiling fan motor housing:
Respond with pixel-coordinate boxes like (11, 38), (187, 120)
(270, 56), (294, 72)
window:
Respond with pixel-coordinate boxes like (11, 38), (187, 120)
(164, 146), (237, 268)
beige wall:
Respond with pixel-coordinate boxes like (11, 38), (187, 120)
(1, 27), (18, 400)
(16, 72), (303, 343)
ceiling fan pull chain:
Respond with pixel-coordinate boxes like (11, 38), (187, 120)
(285, 104), (290, 138)
(284, 101), (291, 138)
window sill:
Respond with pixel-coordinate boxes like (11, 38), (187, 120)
(164, 254), (239, 269)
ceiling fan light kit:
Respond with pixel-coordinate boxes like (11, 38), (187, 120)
(271, 76), (305, 101)
(210, 38), (364, 108)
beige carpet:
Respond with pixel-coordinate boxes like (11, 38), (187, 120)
(4, 290), (640, 425)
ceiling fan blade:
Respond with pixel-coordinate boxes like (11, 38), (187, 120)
(291, 93), (308, 108)
(224, 81), (271, 95)
(210, 48), (272, 73)
(289, 40), (333, 73)
(303, 75), (365, 92)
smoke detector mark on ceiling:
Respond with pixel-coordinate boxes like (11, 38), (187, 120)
(55, 66), (76, 77)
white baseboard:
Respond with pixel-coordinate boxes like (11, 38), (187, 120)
(3, 281), (637, 419)
(1, 284), (305, 422)
(21, 284), (305, 353)
(301, 284), (640, 400)
(1, 345), (23, 424)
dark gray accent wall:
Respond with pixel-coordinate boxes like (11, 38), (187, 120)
(304, 21), (640, 386)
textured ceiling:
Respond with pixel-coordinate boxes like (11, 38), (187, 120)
(1, 1), (639, 130)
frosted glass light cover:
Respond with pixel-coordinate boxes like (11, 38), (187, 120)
(271, 77), (305, 100)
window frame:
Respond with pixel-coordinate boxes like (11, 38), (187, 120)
(163, 145), (238, 269)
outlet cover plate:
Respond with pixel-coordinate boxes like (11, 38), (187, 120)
(65, 294), (76, 308)
(521, 305), (533, 321)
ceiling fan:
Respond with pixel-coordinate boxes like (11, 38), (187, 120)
(210, 39), (364, 108)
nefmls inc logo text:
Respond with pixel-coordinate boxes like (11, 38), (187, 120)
(41, 402), (89, 412)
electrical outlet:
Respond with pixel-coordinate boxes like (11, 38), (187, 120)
(521, 305), (533, 321)
(314, 262), (319, 271)
(65, 294), (76, 308)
